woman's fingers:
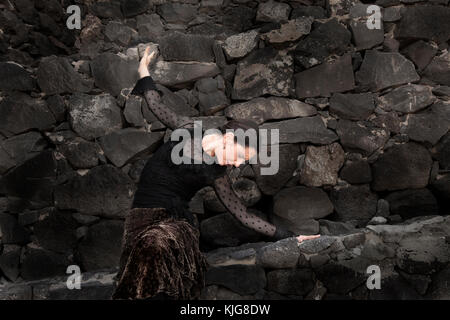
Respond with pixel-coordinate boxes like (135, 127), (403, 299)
(297, 234), (321, 243)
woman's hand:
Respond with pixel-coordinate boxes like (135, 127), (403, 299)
(138, 46), (159, 79)
(297, 234), (321, 243)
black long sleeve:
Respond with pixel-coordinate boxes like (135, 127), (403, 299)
(131, 76), (194, 130)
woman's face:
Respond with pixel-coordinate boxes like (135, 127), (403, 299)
(202, 132), (257, 167)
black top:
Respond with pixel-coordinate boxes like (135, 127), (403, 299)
(132, 127), (227, 226)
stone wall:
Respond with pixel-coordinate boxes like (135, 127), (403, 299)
(0, 0), (449, 299)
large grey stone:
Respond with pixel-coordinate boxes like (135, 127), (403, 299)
(395, 5), (450, 44)
(222, 29), (259, 60)
(300, 143), (345, 187)
(78, 220), (124, 271)
(259, 116), (338, 144)
(401, 101), (450, 146)
(256, 0), (291, 22)
(99, 128), (164, 167)
(54, 165), (135, 218)
(225, 97), (317, 125)
(330, 185), (378, 222)
(385, 189), (439, 219)
(266, 268), (314, 296)
(232, 47), (293, 100)
(329, 93), (375, 121)
(273, 186), (334, 223)
(295, 54), (355, 98)
(151, 60), (220, 88)
(336, 120), (390, 156)
(377, 84), (435, 113)
(294, 19), (351, 69)
(260, 17), (312, 44)
(91, 53), (139, 96)
(159, 31), (216, 62)
(37, 56), (93, 94)
(423, 52), (450, 86)
(0, 62), (34, 91)
(0, 93), (56, 138)
(355, 50), (420, 92)
(371, 142), (432, 191)
(205, 265), (266, 295)
(252, 144), (301, 195)
(68, 93), (123, 140)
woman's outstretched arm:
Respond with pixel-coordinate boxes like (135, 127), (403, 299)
(131, 46), (194, 130)
(213, 174), (296, 241)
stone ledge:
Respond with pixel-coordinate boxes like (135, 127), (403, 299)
(1, 215), (448, 300)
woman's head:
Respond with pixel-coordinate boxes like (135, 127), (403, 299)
(202, 119), (259, 167)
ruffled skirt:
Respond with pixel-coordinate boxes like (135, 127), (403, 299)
(112, 207), (207, 300)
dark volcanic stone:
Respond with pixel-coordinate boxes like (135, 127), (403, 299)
(273, 186), (334, 222)
(99, 128), (164, 167)
(0, 62), (34, 91)
(0, 93), (56, 137)
(0, 245), (21, 281)
(232, 47), (293, 100)
(68, 93), (123, 140)
(20, 247), (69, 280)
(329, 92), (375, 120)
(340, 159), (372, 184)
(315, 262), (366, 294)
(330, 185), (378, 222)
(401, 102), (450, 145)
(377, 84), (435, 113)
(355, 50), (420, 92)
(57, 137), (102, 169)
(259, 116), (338, 144)
(54, 165), (135, 218)
(385, 189), (439, 219)
(336, 120), (389, 156)
(371, 143), (432, 191)
(402, 40), (438, 71)
(0, 213), (30, 245)
(266, 268), (314, 296)
(252, 144), (301, 195)
(159, 31), (215, 62)
(295, 54), (355, 98)
(33, 208), (78, 253)
(121, 0), (149, 18)
(37, 56), (93, 95)
(78, 220), (124, 271)
(206, 265), (266, 295)
(294, 19), (351, 68)
(90, 53), (139, 96)
(395, 5), (450, 44)
(431, 132), (450, 170)
(423, 53), (450, 86)
(1, 150), (57, 203)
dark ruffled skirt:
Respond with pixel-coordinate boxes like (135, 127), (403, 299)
(112, 207), (207, 300)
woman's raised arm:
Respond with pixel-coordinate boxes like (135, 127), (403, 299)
(131, 46), (194, 130)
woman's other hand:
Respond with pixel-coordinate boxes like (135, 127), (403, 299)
(138, 46), (159, 79)
(297, 234), (321, 243)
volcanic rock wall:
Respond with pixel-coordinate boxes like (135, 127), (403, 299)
(0, 0), (449, 299)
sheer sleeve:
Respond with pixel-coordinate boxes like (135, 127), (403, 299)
(131, 76), (194, 130)
(213, 173), (290, 239)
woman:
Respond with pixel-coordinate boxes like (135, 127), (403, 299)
(111, 47), (320, 300)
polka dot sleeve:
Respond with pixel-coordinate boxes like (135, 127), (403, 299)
(132, 76), (194, 130)
(213, 174), (277, 238)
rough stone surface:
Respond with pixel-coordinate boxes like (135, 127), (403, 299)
(300, 143), (345, 187)
(233, 47), (293, 100)
(371, 143), (433, 191)
(355, 50), (420, 92)
(295, 54), (355, 98)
